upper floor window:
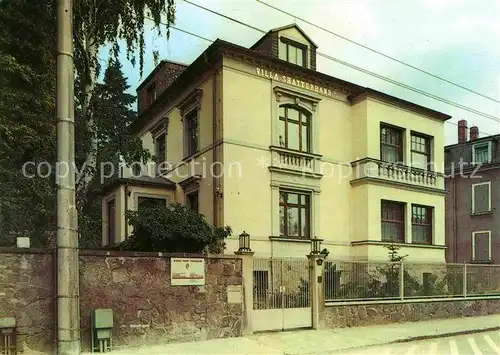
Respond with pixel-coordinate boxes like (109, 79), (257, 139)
(155, 134), (166, 165)
(381, 200), (405, 243)
(472, 141), (492, 164)
(472, 181), (491, 214)
(279, 37), (307, 67)
(278, 105), (310, 152)
(411, 134), (431, 170)
(279, 190), (310, 239)
(380, 125), (403, 164)
(184, 109), (199, 157)
(411, 205), (433, 244)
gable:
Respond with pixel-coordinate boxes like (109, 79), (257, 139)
(278, 27), (312, 49)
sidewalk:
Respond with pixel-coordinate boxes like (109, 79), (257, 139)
(97, 315), (500, 355)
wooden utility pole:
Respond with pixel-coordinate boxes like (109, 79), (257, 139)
(56, 0), (80, 354)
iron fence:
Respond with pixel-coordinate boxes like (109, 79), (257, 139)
(324, 261), (500, 302)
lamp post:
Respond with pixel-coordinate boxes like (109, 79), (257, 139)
(238, 231), (251, 252)
(234, 231), (254, 335)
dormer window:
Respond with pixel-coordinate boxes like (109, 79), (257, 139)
(472, 141), (492, 164)
(279, 37), (307, 67)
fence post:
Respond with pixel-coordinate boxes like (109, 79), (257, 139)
(307, 254), (325, 329)
(399, 261), (404, 300)
(463, 262), (467, 298)
(234, 251), (255, 335)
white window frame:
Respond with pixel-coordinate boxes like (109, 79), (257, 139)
(471, 181), (491, 214)
(471, 230), (492, 261)
(472, 141), (492, 164)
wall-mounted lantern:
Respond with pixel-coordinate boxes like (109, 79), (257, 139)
(238, 231), (251, 252)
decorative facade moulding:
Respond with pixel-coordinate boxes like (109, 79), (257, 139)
(273, 85), (321, 111)
(178, 174), (202, 191)
(150, 116), (169, 137)
(178, 88), (203, 118)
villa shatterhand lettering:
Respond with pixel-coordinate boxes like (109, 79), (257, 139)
(255, 67), (333, 97)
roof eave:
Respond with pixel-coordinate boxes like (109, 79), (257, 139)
(349, 88), (452, 122)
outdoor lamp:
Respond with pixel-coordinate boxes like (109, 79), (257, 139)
(311, 237), (322, 255)
(238, 231), (251, 252)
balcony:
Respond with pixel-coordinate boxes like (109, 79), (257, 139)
(269, 146), (322, 178)
(350, 158), (444, 191)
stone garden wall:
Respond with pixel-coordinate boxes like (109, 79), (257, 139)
(0, 249), (55, 353)
(0, 248), (243, 353)
(325, 299), (500, 328)
(79, 251), (243, 351)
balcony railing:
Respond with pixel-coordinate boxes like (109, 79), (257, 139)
(269, 146), (322, 177)
(351, 158), (442, 189)
(378, 162), (437, 186)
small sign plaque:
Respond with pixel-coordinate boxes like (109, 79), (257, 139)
(227, 285), (242, 304)
(171, 258), (205, 286)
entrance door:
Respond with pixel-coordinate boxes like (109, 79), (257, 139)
(252, 258), (312, 332)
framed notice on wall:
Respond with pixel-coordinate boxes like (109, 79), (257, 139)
(171, 258), (205, 286)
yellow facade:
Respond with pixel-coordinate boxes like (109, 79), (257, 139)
(102, 25), (449, 262)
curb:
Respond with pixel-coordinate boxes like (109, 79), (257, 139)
(307, 326), (500, 354)
(391, 326), (500, 343)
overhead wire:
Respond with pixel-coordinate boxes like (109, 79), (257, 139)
(254, 0), (500, 104)
(143, 4), (500, 136)
(179, 0), (500, 127)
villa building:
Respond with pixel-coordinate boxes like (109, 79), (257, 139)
(101, 24), (451, 262)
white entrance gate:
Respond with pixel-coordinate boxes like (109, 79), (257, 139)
(253, 258), (312, 332)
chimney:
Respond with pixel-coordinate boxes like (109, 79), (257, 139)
(458, 119), (468, 144)
(470, 126), (479, 141)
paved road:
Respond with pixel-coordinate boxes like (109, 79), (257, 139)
(336, 330), (500, 355)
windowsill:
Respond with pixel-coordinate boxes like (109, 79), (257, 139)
(351, 240), (446, 249)
(471, 210), (493, 216)
(470, 259), (492, 264)
(269, 236), (311, 243)
(269, 145), (322, 159)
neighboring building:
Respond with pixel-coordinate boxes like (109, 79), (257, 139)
(445, 120), (500, 264)
(102, 24), (451, 261)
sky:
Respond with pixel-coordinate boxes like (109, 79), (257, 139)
(101, 0), (500, 145)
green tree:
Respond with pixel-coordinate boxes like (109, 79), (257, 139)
(0, 0), (57, 246)
(73, 0), (176, 212)
(78, 59), (150, 247)
(0, 0), (175, 247)
(119, 203), (231, 254)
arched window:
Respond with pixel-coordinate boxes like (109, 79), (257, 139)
(278, 105), (311, 152)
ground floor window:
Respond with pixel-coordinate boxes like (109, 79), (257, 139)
(472, 231), (491, 262)
(411, 204), (433, 244)
(381, 200), (405, 243)
(137, 197), (167, 211)
(186, 190), (199, 213)
(107, 198), (116, 244)
(279, 190), (310, 239)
